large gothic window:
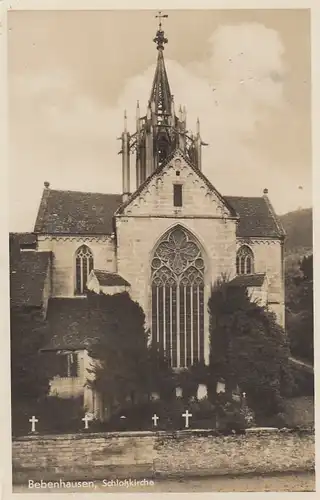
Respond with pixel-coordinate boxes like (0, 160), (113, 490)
(236, 245), (254, 275)
(75, 245), (94, 295)
(151, 226), (205, 368)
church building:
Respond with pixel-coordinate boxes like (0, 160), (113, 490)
(10, 19), (286, 417)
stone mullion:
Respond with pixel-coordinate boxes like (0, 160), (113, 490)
(197, 285), (200, 362)
(184, 285), (187, 368)
(156, 286), (160, 344)
(163, 286), (166, 352)
(169, 286), (173, 365)
(190, 288), (193, 364)
(176, 284), (180, 367)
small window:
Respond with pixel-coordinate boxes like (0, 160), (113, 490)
(55, 352), (79, 378)
(236, 245), (254, 275)
(173, 184), (182, 207)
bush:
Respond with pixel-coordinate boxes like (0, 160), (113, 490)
(208, 277), (293, 420)
(89, 395), (256, 433)
(290, 366), (314, 397)
(88, 398), (219, 432)
(215, 396), (247, 433)
(255, 411), (288, 428)
(12, 396), (85, 437)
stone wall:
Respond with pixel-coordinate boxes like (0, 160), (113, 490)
(38, 235), (116, 297)
(47, 350), (102, 418)
(116, 154), (238, 364)
(12, 429), (314, 484)
(237, 238), (285, 326)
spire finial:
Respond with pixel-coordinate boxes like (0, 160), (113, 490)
(153, 11), (168, 50)
(124, 110), (127, 132)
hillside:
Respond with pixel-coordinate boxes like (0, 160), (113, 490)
(279, 208), (312, 260)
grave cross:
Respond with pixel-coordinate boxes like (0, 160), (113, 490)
(82, 413), (92, 430)
(29, 415), (38, 433)
(182, 410), (192, 428)
(152, 414), (159, 427)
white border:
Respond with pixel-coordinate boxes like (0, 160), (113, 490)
(1, 1), (318, 499)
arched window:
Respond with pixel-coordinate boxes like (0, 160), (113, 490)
(236, 245), (254, 275)
(151, 226), (205, 368)
(75, 245), (94, 295)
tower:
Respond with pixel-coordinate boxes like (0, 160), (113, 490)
(120, 12), (207, 196)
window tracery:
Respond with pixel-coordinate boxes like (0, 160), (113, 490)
(75, 245), (94, 295)
(151, 226), (205, 368)
(236, 245), (254, 275)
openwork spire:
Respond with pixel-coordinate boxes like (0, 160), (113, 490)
(132, 12), (206, 188)
(150, 11), (172, 118)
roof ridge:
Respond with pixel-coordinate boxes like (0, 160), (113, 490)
(224, 195), (265, 200)
(44, 188), (122, 197)
(94, 269), (119, 274)
(241, 272), (266, 276)
(10, 231), (35, 236)
(48, 296), (88, 302)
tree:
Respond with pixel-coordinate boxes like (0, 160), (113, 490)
(87, 292), (150, 413)
(208, 278), (293, 419)
(11, 308), (50, 404)
(144, 342), (176, 401)
(286, 254), (313, 363)
(11, 307), (51, 433)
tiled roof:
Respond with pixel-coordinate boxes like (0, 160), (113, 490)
(10, 232), (37, 246)
(229, 273), (266, 288)
(93, 270), (130, 287)
(225, 196), (285, 239)
(34, 188), (122, 234)
(10, 246), (51, 308)
(32, 179), (284, 239)
(42, 298), (100, 350)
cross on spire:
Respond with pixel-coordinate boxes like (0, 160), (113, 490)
(153, 11), (168, 50)
(156, 11), (168, 29)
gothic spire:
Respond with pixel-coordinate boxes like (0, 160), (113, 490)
(150, 12), (172, 119)
(133, 12), (206, 189)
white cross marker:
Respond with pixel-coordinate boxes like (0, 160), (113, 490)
(182, 410), (192, 428)
(82, 413), (92, 429)
(29, 416), (38, 433)
(152, 414), (159, 427)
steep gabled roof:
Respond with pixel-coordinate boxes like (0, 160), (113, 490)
(116, 148), (238, 218)
(93, 270), (130, 287)
(229, 273), (266, 288)
(42, 298), (97, 350)
(32, 169), (284, 239)
(10, 246), (52, 308)
(34, 188), (122, 234)
(225, 196), (285, 239)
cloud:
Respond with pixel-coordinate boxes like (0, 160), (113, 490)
(9, 22), (310, 231)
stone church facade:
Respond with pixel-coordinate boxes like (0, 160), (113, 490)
(10, 21), (285, 417)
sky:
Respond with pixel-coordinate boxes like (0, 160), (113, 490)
(8, 9), (312, 231)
